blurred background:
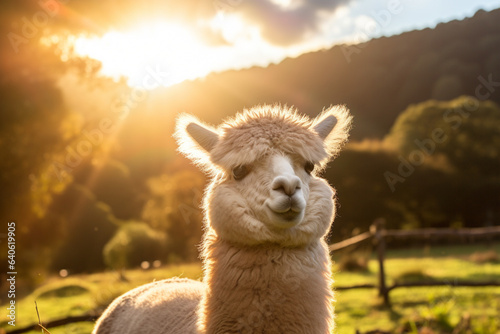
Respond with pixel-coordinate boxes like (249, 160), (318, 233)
(1, 1), (500, 333)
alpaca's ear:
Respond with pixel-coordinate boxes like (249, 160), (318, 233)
(310, 105), (353, 159)
(313, 115), (337, 140)
(186, 123), (219, 152)
(174, 114), (220, 171)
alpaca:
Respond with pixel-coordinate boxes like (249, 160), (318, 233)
(93, 104), (352, 334)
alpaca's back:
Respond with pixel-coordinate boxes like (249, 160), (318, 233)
(93, 278), (204, 334)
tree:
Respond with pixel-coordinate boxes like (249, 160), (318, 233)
(384, 96), (500, 227)
(50, 183), (118, 273)
(384, 96), (500, 177)
(74, 159), (143, 220)
(142, 166), (206, 262)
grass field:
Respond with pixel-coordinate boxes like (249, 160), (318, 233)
(333, 243), (500, 333)
(1, 244), (499, 334)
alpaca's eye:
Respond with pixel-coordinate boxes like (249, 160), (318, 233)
(232, 165), (249, 180)
(304, 161), (315, 175)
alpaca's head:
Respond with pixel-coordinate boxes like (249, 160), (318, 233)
(175, 105), (352, 247)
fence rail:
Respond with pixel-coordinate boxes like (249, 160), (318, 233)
(328, 230), (372, 252)
(329, 221), (500, 305)
(383, 225), (500, 238)
(6, 224), (500, 334)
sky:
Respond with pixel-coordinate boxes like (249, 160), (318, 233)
(72, 0), (500, 88)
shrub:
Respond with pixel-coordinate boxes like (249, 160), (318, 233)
(103, 222), (167, 270)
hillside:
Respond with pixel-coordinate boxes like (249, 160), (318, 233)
(146, 8), (500, 140)
(1, 5), (500, 278)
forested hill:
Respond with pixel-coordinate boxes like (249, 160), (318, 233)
(154, 7), (500, 139)
(1, 5), (500, 276)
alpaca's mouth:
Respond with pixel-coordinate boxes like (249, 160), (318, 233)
(265, 193), (306, 227)
(278, 209), (301, 221)
(265, 203), (304, 228)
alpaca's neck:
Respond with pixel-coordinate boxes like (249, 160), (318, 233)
(198, 236), (334, 334)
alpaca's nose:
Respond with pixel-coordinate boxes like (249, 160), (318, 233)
(271, 175), (301, 197)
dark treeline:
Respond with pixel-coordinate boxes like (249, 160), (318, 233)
(326, 97), (500, 243)
(154, 8), (500, 139)
(0, 3), (499, 286)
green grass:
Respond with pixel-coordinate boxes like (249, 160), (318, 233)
(2, 245), (499, 334)
(333, 243), (500, 334)
(0, 263), (202, 333)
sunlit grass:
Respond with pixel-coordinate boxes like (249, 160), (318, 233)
(0, 263), (203, 333)
(335, 286), (500, 334)
(333, 243), (500, 334)
(2, 245), (499, 334)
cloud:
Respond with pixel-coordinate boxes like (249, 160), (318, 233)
(4, 0), (355, 47)
(234, 0), (353, 45)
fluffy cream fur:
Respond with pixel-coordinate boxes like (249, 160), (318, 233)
(93, 104), (352, 334)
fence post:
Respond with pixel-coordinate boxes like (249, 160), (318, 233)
(373, 218), (389, 306)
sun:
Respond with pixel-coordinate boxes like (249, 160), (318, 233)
(71, 15), (313, 89)
(74, 21), (213, 88)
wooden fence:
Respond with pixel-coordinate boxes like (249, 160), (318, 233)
(329, 219), (500, 305)
(6, 223), (500, 334)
